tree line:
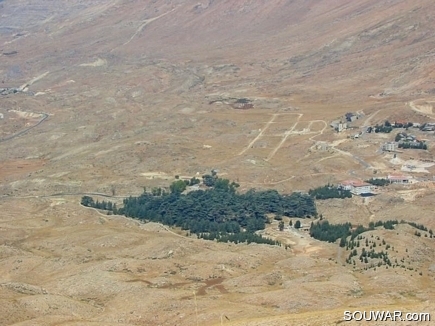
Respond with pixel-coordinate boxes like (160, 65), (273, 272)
(365, 178), (390, 186)
(398, 142), (428, 150)
(374, 122), (393, 133)
(310, 219), (433, 245)
(308, 184), (352, 200)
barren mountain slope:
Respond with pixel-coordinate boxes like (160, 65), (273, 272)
(2, 0), (435, 96)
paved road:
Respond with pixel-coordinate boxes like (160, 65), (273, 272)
(333, 146), (371, 169)
(0, 112), (48, 143)
(0, 192), (129, 200)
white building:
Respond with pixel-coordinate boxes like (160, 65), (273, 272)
(383, 142), (398, 152)
(330, 120), (347, 132)
(338, 122), (347, 132)
(339, 180), (373, 196)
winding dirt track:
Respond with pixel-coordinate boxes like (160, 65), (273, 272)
(80, 204), (191, 240)
(121, 8), (178, 47)
(0, 112), (48, 143)
(1, 72), (52, 143)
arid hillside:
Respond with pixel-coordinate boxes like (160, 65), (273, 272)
(1, 0), (435, 325)
(2, 0), (435, 96)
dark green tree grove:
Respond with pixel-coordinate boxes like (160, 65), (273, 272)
(81, 176), (317, 246)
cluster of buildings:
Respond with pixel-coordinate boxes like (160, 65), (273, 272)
(339, 173), (413, 196)
(389, 121), (435, 131)
(326, 115), (431, 197)
(383, 132), (428, 152)
(330, 114), (435, 137)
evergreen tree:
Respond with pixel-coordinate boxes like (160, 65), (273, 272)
(294, 220), (301, 229)
(339, 237), (346, 247)
(170, 180), (187, 194)
(81, 196), (94, 207)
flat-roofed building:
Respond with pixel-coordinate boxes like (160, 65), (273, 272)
(339, 180), (373, 195)
(383, 142), (398, 152)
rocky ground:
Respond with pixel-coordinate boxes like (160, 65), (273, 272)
(1, 197), (434, 325)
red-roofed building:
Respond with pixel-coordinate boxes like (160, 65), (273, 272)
(339, 180), (373, 195)
(387, 173), (411, 184)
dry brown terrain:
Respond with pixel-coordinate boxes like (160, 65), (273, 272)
(1, 0), (435, 325)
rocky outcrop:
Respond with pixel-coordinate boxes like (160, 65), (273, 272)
(0, 282), (48, 295)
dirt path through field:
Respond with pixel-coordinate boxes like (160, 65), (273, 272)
(266, 113), (303, 161)
(238, 113), (279, 155)
(121, 8), (178, 47)
(363, 109), (381, 127)
(18, 71), (50, 91)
